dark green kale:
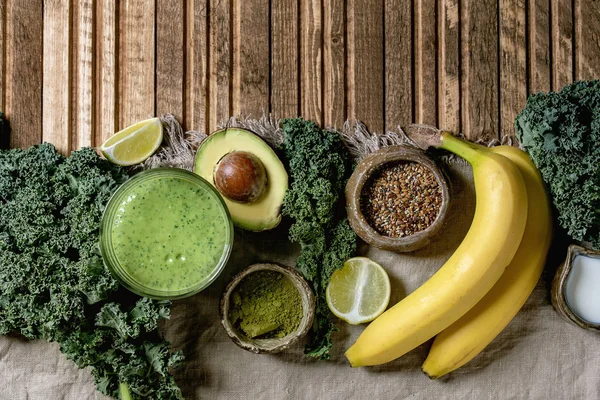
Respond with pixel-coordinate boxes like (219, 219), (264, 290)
(281, 118), (357, 359)
(0, 143), (183, 399)
(515, 80), (600, 248)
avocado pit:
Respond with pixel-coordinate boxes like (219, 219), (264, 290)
(215, 151), (267, 203)
(194, 127), (288, 231)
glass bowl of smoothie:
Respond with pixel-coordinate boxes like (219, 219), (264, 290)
(100, 168), (233, 299)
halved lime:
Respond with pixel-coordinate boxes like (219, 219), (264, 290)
(326, 257), (391, 325)
(101, 117), (163, 166)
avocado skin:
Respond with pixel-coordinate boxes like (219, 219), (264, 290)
(194, 128), (288, 232)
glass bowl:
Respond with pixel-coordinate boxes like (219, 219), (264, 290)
(100, 168), (233, 299)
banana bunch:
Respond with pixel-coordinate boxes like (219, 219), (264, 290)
(345, 133), (552, 378)
(422, 144), (552, 378)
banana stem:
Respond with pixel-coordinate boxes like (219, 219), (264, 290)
(439, 132), (482, 164)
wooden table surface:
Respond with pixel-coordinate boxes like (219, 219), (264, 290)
(0, 0), (598, 154)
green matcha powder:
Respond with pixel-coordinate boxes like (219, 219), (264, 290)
(229, 271), (303, 339)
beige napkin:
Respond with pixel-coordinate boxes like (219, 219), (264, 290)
(2, 158), (598, 400)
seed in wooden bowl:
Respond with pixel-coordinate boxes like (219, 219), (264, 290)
(360, 161), (442, 238)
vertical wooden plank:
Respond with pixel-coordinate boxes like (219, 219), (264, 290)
(156, 0), (184, 122)
(550, 0), (573, 90)
(232, 0), (270, 117)
(185, 0), (208, 133)
(43, 0), (71, 155)
(414, 0), (437, 126)
(574, 0), (600, 81)
(438, 0), (460, 133)
(5, 1), (43, 149)
(119, 0), (155, 129)
(72, 0), (94, 150)
(323, 0), (345, 129)
(499, 0), (527, 138)
(528, 0), (551, 94)
(0, 0), (6, 149)
(95, 0), (117, 145)
(300, 0), (322, 125)
(385, 0), (412, 132)
(271, 0), (299, 118)
(347, 0), (384, 133)
(0, 0), (4, 116)
(461, 0), (498, 140)
(208, 0), (231, 132)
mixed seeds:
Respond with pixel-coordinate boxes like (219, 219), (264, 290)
(361, 161), (442, 238)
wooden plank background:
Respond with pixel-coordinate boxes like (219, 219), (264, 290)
(0, 0), (599, 154)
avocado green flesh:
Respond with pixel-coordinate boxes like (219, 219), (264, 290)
(194, 128), (288, 232)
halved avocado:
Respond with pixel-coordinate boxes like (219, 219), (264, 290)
(194, 128), (288, 231)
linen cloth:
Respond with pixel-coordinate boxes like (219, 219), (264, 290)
(1, 158), (597, 400)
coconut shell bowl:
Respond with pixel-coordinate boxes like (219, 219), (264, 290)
(345, 145), (451, 253)
(551, 244), (600, 333)
(220, 263), (315, 354)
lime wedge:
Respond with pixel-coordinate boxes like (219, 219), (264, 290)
(326, 257), (391, 325)
(101, 118), (163, 166)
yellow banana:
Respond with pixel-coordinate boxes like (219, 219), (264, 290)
(422, 145), (552, 379)
(345, 133), (528, 367)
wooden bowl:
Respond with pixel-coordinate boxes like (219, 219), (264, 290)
(220, 263), (315, 354)
(551, 244), (600, 332)
(345, 145), (451, 253)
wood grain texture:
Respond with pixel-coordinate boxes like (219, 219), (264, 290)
(118, 0), (155, 129)
(385, 0), (412, 132)
(347, 0), (384, 133)
(438, 0), (460, 133)
(300, 0), (322, 125)
(208, 0), (231, 132)
(43, 0), (71, 155)
(5, 0), (43, 149)
(184, 0), (208, 133)
(461, 0), (498, 140)
(499, 0), (527, 138)
(2, 1), (599, 152)
(156, 0), (185, 122)
(271, 0), (299, 118)
(551, 0), (573, 90)
(0, 0), (4, 149)
(232, 0), (270, 118)
(574, 0), (600, 81)
(528, 0), (551, 94)
(414, 0), (437, 126)
(323, 0), (345, 129)
(95, 0), (117, 145)
(0, 0), (4, 120)
(72, 0), (94, 150)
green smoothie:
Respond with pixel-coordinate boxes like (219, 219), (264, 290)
(109, 172), (231, 293)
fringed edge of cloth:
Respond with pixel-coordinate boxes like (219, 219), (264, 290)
(135, 114), (517, 172)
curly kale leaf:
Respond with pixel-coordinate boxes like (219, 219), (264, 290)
(96, 299), (171, 339)
(69, 299), (183, 399)
(281, 118), (357, 359)
(303, 219), (357, 359)
(0, 143), (183, 399)
(0, 144), (118, 341)
(515, 80), (600, 248)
